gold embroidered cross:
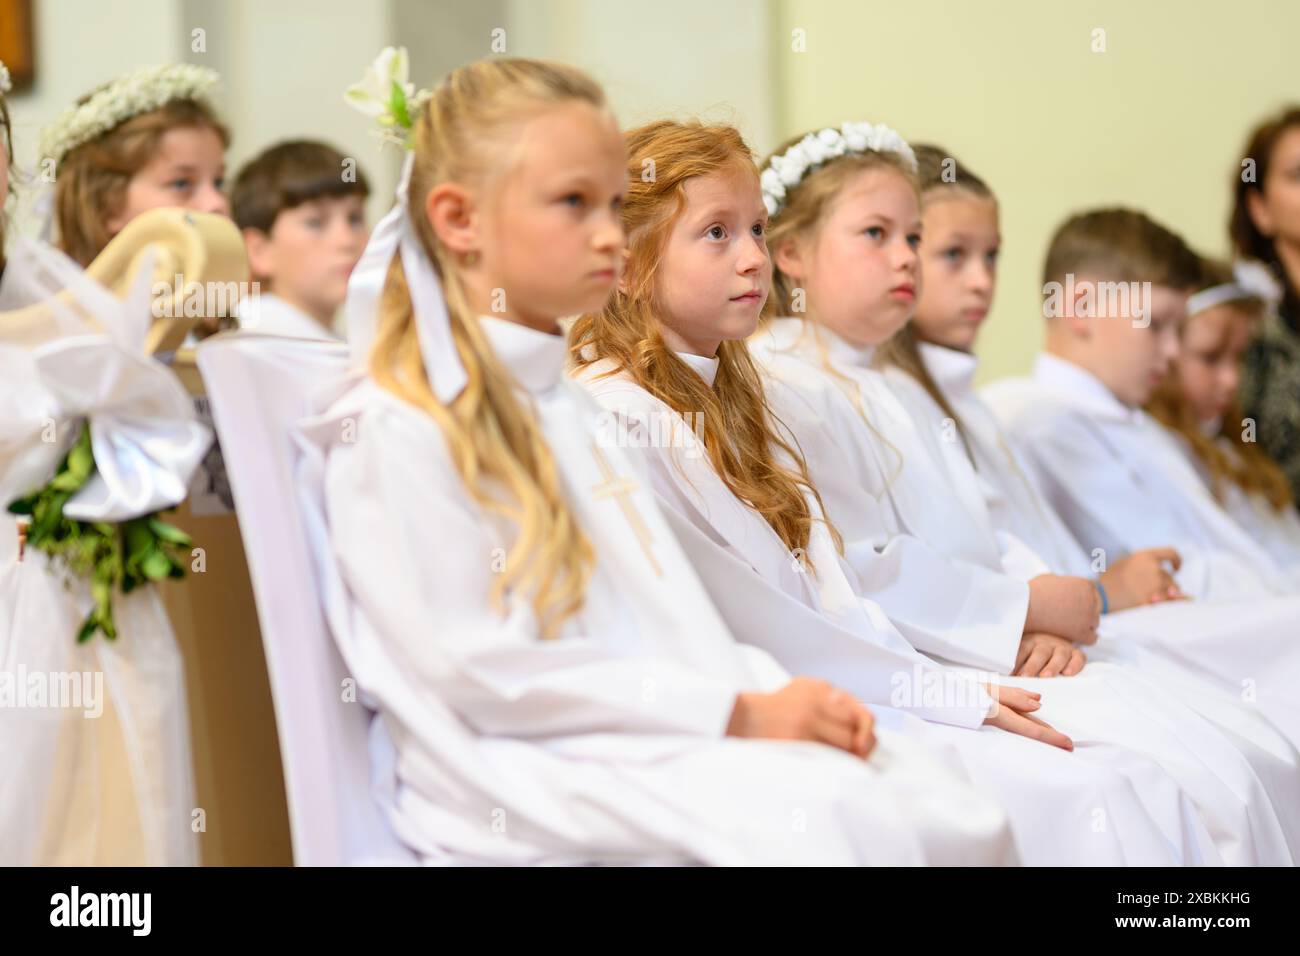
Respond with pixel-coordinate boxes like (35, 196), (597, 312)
(590, 445), (663, 577)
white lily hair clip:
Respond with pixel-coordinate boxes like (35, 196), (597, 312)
(344, 46), (432, 149)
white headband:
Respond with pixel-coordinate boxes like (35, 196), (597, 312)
(345, 152), (467, 404)
(760, 121), (917, 217)
(1186, 283), (1253, 318)
(1185, 260), (1283, 318)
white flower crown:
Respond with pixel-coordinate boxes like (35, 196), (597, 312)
(0, 59), (12, 96)
(40, 63), (219, 166)
(760, 121), (917, 217)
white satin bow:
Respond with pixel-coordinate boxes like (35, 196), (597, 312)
(344, 152), (467, 403)
(0, 237), (211, 522)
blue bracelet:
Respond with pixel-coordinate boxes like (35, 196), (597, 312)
(1093, 578), (1109, 616)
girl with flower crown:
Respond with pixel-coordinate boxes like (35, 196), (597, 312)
(300, 53), (1018, 865)
(0, 63), (218, 865)
(746, 121), (1300, 864)
(44, 63), (230, 267)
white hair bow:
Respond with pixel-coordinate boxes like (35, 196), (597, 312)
(0, 237), (211, 521)
(344, 153), (468, 404)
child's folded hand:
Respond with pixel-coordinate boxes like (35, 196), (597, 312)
(1099, 547), (1186, 610)
(1014, 632), (1087, 678)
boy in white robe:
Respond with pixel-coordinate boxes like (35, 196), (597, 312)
(981, 208), (1297, 602)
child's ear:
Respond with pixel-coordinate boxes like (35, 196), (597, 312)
(242, 227), (275, 282)
(771, 236), (804, 280)
(425, 182), (478, 257)
(1246, 189), (1275, 238)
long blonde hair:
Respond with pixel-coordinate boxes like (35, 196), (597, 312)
(1145, 259), (1294, 511)
(570, 120), (840, 567)
(369, 58), (605, 638)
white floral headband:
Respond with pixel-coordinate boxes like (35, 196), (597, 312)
(760, 121), (917, 217)
(0, 59), (12, 95)
(40, 63), (219, 166)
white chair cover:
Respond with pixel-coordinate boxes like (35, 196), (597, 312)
(196, 332), (415, 866)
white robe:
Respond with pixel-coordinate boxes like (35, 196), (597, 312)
(293, 315), (1015, 866)
(982, 353), (1297, 601)
(941, 347), (1300, 747)
(572, 350), (1290, 865)
(1167, 427), (1300, 587)
(750, 317), (1300, 865)
(881, 340), (1300, 852)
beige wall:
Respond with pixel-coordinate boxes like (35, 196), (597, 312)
(774, 0), (1299, 381)
(504, 0), (775, 153)
(7, 0), (1294, 383)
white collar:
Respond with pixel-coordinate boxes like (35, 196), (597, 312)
(479, 315), (567, 395)
(237, 292), (339, 341)
(674, 350), (721, 387)
(918, 341), (978, 397)
(763, 317), (877, 368)
(1033, 352), (1142, 424)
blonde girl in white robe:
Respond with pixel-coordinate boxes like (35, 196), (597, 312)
(747, 122), (1300, 864)
(569, 118), (1283, 865)
(299, 57), (1016, 866)
(1145, 259), (1300, 585)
